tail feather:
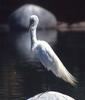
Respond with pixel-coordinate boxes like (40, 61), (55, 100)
(51, 55), (77, 86)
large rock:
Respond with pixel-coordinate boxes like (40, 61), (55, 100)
(27, 91), (75, 100)
(8, 4), (57, 63)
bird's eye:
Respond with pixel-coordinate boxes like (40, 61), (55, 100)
(31, 19), (34, 24)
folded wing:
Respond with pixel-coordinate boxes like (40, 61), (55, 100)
(36, 41), (77, 86)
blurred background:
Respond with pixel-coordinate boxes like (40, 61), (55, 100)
(0, 0), (85, 100)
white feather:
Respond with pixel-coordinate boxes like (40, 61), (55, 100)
(33, 40), (77, 85)
(29, 15), (77, 86)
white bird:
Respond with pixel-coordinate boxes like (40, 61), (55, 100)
(27, 91), (75, 100)
(29, 15), (77, 86)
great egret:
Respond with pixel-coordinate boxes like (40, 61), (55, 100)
(27, 91), (75, 100)
(29, 15), (77, 86)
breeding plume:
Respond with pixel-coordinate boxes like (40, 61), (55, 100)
(29, 15), (77, 85)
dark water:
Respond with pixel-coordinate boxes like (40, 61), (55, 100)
(0, 31), (85, 100)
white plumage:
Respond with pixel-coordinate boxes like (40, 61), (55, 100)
(29, 15), (77, 85)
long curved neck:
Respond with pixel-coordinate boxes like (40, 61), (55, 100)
(30, 28), (37, 47)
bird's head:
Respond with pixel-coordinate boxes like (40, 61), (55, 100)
(29, 15), (39, 30)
